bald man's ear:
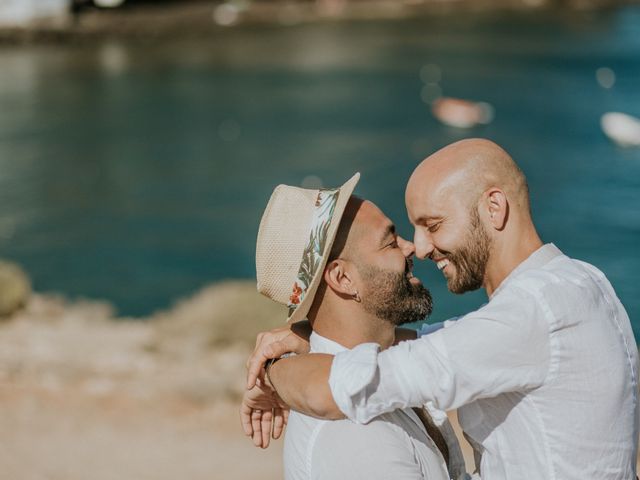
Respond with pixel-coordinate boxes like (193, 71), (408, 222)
(484, 188), (508, 231)
(324, 259), (356, 297)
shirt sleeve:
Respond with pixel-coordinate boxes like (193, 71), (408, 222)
(310, 420), (432, 480)
(417, 316), (463, 337)
(329, 286), (550, 423)
(417, 321), (445, 337)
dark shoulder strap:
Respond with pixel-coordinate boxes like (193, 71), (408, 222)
(412, 407), (450, 468)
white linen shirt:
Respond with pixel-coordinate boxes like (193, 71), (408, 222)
(284, 332), (464, 480)
(329, 244), (639, 480)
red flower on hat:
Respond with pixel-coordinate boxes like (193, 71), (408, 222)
(290, 282), (303, 305)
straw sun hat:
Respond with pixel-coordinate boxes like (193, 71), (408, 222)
(256, 173), (360, 323)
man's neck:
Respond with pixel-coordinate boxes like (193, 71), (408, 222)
(311, 306), (396, 351)
(484, 230), (543, 297)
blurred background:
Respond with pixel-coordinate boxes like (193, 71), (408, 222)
(0, 1), (639, 479)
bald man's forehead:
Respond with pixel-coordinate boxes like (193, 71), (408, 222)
(408, 147), (474, 191)
(408, 138), (513, 203)
(407, 176), (477, 230)
(407, 163), (468, 202)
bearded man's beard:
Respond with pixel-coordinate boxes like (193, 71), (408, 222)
(445, 208), (492, 294)
(357, 263), (433, 326)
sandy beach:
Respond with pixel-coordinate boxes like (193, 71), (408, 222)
(0, 389), (283, 480)
(0, 282), (288, 479)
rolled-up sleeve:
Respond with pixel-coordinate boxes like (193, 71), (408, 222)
(329, 287), (551, 423)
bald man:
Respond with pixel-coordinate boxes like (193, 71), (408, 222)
(244, 139), (639, 480)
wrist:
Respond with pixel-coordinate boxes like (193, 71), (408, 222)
(265, 358), (288, 408)
(265, 357), (281, 390)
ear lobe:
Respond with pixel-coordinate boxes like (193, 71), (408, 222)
(486, 189), (508, 230)
(324, 259), (354, 295)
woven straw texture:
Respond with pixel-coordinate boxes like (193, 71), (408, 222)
(255, 173), (360, 322)
(256, 185), (316, 304)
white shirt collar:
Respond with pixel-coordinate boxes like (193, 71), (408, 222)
(310, 331), (350, 355)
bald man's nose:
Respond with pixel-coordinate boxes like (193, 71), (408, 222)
(397, 235), (415, 258)
(413, 229), (434, 260)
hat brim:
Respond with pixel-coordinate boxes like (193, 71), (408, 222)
(286, 172), (360, 323)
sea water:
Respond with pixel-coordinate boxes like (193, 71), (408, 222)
(0, 7), (638, 340)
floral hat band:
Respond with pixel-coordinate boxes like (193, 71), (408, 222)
(287, 188), (340, 314)
(255, 173), (360, 323)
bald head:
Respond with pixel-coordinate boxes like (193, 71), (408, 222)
(407, 138), (530, 214)
(405, 138), (542, 295)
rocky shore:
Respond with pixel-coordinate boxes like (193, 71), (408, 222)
(0, 276), (287, 405)
(0, 261), (287, 479)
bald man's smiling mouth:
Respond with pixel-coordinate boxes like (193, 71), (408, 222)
(436, 259), (450, 271)
(430, 250), (451, 273)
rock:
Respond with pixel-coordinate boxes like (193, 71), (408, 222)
(151, 280), (287, 354)
(0, 260), (31, 317)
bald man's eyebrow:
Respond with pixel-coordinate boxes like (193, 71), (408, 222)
(379, 224), (396, 247)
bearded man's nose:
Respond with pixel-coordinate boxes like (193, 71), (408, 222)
(397, 235), (416, 258)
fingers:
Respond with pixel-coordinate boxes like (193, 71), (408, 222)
(246, 351), (269, 390)
(243, 405), (286, 446)
(263, 339), (288, 359)
(241, 381), (286, 447)
(246, 336), (279, 389)
(246, 326), (308, 389)
(246, 331), (267, 371)
(240, 402), (254, 438)
(251, 409), (263, 447)
(249, 408), (275, 449)
(247, 334), (263, 371)
(247, 339), (292, 390)
(260, 409), (273, 449)
(272, 408), (285, 439)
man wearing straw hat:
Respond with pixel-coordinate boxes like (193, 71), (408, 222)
(243, 139), (638, 480)
(245, 173), (468, 479)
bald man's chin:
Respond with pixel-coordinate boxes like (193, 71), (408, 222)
(441, 264), (460, 290)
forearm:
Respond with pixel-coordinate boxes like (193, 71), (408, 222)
(268, 353), (344, 420)
(331, 314), (550, 423)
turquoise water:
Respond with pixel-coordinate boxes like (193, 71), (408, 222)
(0, 8), (639, 340)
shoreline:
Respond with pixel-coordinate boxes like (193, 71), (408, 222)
(1, 0), (639, 44)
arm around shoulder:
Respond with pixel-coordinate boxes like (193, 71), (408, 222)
(328, 292), (551, 420)
(269, 353), (344, 419)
